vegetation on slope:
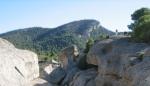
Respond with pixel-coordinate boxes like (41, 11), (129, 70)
(0, 19), (114, 61)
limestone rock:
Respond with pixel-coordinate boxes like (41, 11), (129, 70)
(30, 78), (55, 86)
(46, 67), (66, 84)
(0, 38), (15, 48)
(87, 37), (149, 86)
(44, 64), (54, 75)
(45, 37), (150, 86)
(70, 68), (97, 86)
(123, 59), (150, 86)
(46, 45), (80, 85)
(87, 39), (113, 66)
(0, 38), (39, 86)
(59, 45), (79, 70)
(61, 67), (80, 86)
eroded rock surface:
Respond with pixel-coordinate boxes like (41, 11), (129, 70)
(87, 37), (150, 86)
(29, 78), (55, 86)
(12, 37), (150, 86)
(46, 67), (66, 84)
(59, 45), (79, 70)
(47, 45), (98, 86)
(0, 38), (39, 86)
(70, 68), (97, 86)
(35, 37), (150, 86)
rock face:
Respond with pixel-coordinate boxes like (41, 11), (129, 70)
(70, 68), (97, 86)
(0, 38), (39, 86)
(46, 45), (98, 86)
(87, 37), (150, 86)
(59, 45), (79, 70)
(46, 67), (66, 84)
(44, 37), (150, 86)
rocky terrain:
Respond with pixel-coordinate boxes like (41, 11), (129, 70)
(1, 35), (150, 86)
(46, 36), (150, 86)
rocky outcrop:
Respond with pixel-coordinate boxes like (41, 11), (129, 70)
(45, 37), (150, 86)
(87, 37), (150, 86)
(46, 45), (98, 86)
(59, 45), (79, 70)
(0, 38), (39, 86)
(47, 45), (79, 85)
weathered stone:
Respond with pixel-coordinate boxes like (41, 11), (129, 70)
(87, 39), (113, 66)
(95, 74), (121, 86)
(46, 67), (66, 84)
(87, 37), (149, 86)
(44, 64), (54, 75)
(61, 67), (80, 86)
(76, 53), (87, 69)
(29, 78), (55, 86)
(59, 45), (79, 70)
(0, 38), (39, 86)
(86, 79), (96, 86)
(144, 47), (150, 57)
(70, 68), (97, 86)
(45, 45), (80, 85)
(123, 59), (150, 86)
(43, 37), (150, 86)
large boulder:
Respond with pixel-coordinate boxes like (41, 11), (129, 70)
(87, 37), (149, 86)
(59, 45), (79, 70)
(123, 59), (150, 86)
(87, 39), (113, 66)
(46, 45), (80, 85)
(47, 44), (98, 86)
(0, 38), (39, 86)
(46, 37), (150, 86)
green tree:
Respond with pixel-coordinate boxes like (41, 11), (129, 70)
(131, 8), (150, 21)
(128, 7), (150, 43)
(84, 38), (94, 53)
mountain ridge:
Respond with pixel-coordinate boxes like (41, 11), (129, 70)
(0, 19), (114, 61)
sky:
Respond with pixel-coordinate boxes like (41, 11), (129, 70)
(0, 0), (150, 33)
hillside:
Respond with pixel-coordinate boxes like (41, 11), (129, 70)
(0, 19), (114, 61)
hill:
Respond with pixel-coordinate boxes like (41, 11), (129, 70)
(0, 19), (114, 61)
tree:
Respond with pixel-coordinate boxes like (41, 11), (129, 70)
(131, 8), (150, 21)
(128, 7), (150, 43)
(84, 38), (94, 53)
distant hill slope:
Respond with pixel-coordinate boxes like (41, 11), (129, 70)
(0, 19), (114, 60)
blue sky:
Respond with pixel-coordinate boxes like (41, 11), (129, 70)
(0, 0), (150, 33)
